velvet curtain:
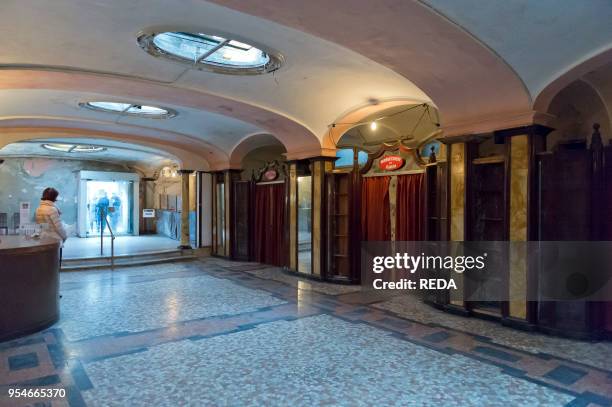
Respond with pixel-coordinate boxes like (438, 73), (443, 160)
(253, 183), (286, 266)
(361, 176), (391, 240)
(396, 173), (425, 241)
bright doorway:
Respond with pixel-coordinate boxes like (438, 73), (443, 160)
(77, 171), (140, 237)
(85, 180), (132, 236)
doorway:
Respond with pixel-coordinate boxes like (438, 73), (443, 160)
(85, 180), (132, 236)
(77, 171), (140, 237)
(253, 182), (286, 266)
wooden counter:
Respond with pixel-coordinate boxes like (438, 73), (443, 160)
(0, 235), (61, 342)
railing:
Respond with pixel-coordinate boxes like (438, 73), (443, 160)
(99, 210), (116, 269)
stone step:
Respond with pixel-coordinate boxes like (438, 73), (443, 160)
(61, 249), (196, 271)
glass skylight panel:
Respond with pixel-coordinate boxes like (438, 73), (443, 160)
(125, 105), (168, 116)
(206, 44), (269, 67)
(88, 102), (132, 112)
(82, 102), (175, 118)
(43, 143), (73, 152)
(73, 145), (105, 153)
(140, 31), (281, 74)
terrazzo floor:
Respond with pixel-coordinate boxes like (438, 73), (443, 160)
(1, 258), (611, 406)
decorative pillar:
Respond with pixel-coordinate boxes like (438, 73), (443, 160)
(494, 125), (550, 325)
(141, 177), (156, 234)
(508, 135), (529, 320)
(224, 171), (232, 257)
(287, 162), (298, 270)
(310, 158), (335, 277)
(448, 142), (466, 307)
(178, 169), (193, 249)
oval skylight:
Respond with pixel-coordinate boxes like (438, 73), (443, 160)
(138, 31), (282, 75)
(81, 102), (176, 118)
(42, 143), (106, 153)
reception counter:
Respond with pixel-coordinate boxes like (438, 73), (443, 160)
(0, 236), (61, 342)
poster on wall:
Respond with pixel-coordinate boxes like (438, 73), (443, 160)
(19, 201), (30, 223)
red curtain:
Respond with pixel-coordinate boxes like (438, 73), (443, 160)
(361, 176), (391, 240)
(396, 173), (425, 241)
(253, 183), (286, 266)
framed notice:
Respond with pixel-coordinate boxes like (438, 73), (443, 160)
(143, 209), (156, 218)
(19, 202), (31, 223)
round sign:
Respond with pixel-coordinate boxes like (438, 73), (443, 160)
(379, 155), (405, 171)
(263, 169), (278, 181)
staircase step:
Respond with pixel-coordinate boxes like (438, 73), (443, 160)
(61, 249), (196, 271)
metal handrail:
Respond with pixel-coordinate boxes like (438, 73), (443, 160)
(99, 210), (116, 270)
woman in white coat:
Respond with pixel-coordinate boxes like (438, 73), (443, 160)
(35, 187), (68, 264)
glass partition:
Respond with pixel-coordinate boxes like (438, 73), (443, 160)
(297, 176), (312, 273)
(216, 182), (225, 253)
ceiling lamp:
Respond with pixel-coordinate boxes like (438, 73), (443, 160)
(138, 31), (283, 75)
(81, 101), (177, 119)
(370, 121), (378, 131)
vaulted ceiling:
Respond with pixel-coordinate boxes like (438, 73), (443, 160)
(0, 0), (610, 170)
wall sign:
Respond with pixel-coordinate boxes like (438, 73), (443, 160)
(143, 209), (156, 218)
(379, 155), (405, 171)
(263, 169), (278, 181)
(19, 202), (31, 223)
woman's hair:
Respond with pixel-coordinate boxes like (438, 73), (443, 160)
(41, 187), (59, 202)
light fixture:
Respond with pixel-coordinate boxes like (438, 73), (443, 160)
(138, 31), (283, 75)
(42, 143), (106, 153)
(80, 101), (177, 119)
(370, 121), (378, 131)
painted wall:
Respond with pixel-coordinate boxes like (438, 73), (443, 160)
(0, 157), (128, 234)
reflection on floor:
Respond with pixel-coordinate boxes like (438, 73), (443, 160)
(297, 250), (312, 274)
(62, 235), (178, 259)
(1, 259), (611, 406)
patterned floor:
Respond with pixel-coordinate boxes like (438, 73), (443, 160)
(0, 258), (611, 406)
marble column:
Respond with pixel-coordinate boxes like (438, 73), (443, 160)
(178, 169), (193, 249)
(448, 142), (466, 306)
(495, 124), (550, 324)
(508, 135), (529, 319)
(287, 162), (298, 271)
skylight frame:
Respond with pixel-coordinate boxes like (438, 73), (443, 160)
(137, 31), (283, 75)
(79, 101), (177, 119)
(42, 143), (106, 153)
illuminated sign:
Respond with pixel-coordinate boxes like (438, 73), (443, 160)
(379, 155), (405, 171)
(143, 209), (156, 218)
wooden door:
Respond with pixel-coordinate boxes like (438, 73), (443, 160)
(232, 181), (251, 261)
(467, 161), (506, 316)
(537, 148), (594, 337)
(326, 172), (352, 280)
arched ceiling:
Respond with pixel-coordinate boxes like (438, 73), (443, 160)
(208, 0), (532, 135)
(0, 0), (610, 169)
(0, 89), (262, 160)
(422, 0), (612, 98)
(0, 0), (432, 166)
(0, 138), (176, 175)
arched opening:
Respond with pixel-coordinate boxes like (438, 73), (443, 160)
(0, 137), (195, 262)
(214, 135), (291, 266)
(324, 104), (445, 282)
(534, 76), (612, 337)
